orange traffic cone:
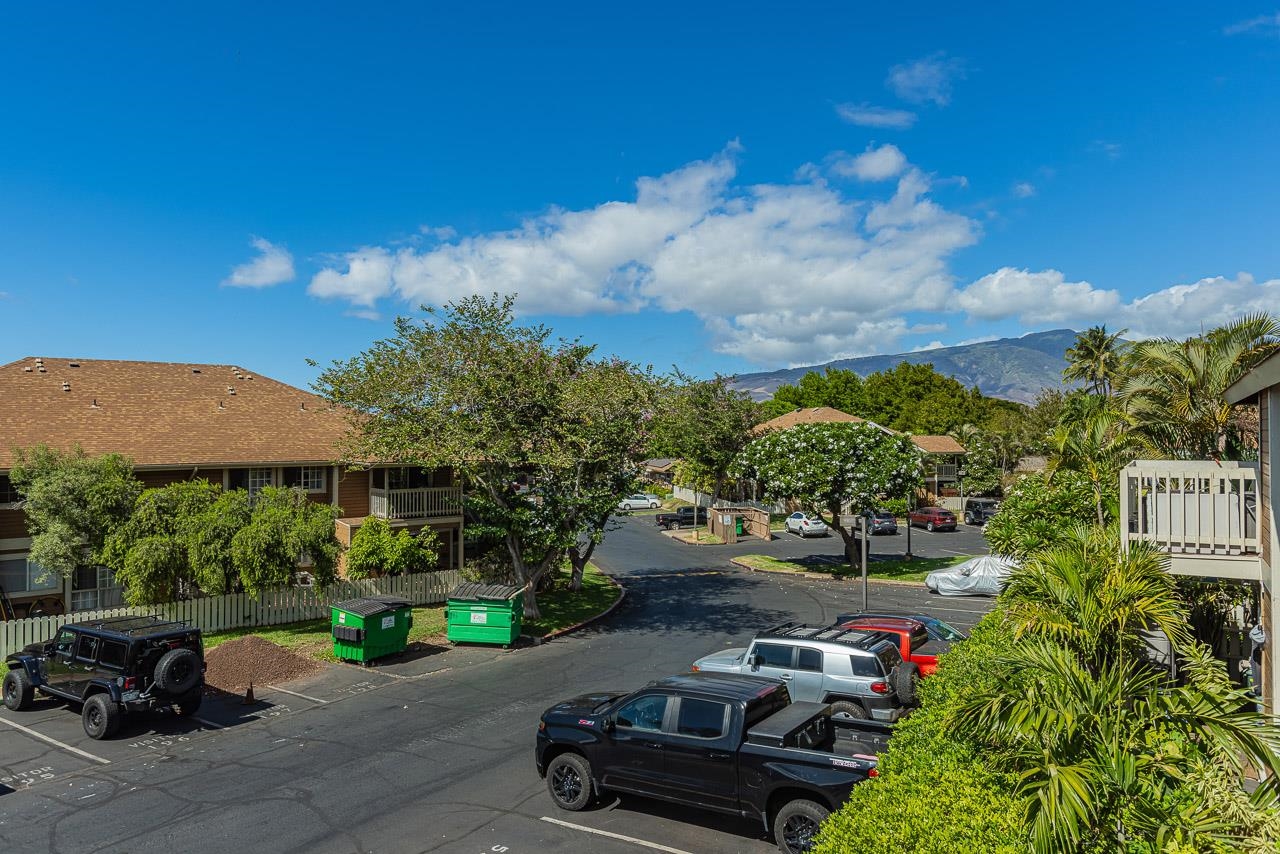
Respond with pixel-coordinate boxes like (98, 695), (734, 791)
(243, 681), (255, 705)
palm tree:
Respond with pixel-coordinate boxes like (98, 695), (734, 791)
(955, 527), (1280, 853)
(1119, 314), (1280, 459)
(1064, 326), (1130, 397)
(1047, 403), (1137, 525)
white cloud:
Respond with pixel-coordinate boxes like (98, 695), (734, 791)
(223, 237), (295, 288)
(886, 53), (966, 106)
(1012, 182), (1036, 198)
(307, 145), (980, 365)
(955, 269), (1280, 339)
(832, 144), (908, 181)
(834, 102), (917, 129)
(1090, 140), (1123, 160)
(1225, 12), (1280, 36)
(1121, 273), (1280, 339)
(308, 247), (395, 307)
(956, 268), (1121, 325)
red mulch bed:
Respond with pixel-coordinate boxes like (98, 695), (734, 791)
(203, 635), (321, 692)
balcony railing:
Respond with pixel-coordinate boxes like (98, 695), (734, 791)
(370, 486), (463, 520)
(930, 463), (958, 480)
(1120, 460), (1259, 561)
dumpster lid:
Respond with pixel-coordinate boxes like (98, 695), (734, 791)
(448, 582), (523, 602)
(333, 595), (413, 617)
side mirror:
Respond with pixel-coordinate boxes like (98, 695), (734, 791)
(750, 653), (764, 670)
(602, 718), (616, 733)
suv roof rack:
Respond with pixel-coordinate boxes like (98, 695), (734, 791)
(67, 615), (193, 637)
(755, 621), (893, 650)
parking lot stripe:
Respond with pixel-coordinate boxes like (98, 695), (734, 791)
(265, 685), (328, 704)
(0, 716), (110, 765)
(191, 716), (225, 730)
(539, 817), (695, 854)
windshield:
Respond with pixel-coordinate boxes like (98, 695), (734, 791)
(921, 617), (966, 642)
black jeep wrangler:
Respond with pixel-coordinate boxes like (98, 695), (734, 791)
(2, 616), (206, 739)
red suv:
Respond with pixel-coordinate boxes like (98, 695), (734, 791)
(838, 615), (949, 677)
(907, 507), (957, 532)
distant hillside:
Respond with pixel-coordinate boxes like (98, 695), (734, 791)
(731, 329), (1078, 404)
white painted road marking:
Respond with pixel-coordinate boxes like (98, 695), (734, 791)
(540, 817), (696, 854)
(191, 717), (224, 730)
(0, 716), (110, 765)
(265, 685), (328, 704)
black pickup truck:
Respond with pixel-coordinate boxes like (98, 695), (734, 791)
(654, 505), (708, 529)
(536, 672), (890, 854)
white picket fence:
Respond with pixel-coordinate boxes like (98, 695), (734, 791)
(0, 570), (464, 659)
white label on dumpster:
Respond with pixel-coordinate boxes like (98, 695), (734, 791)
(381, 615), (395, 630)
(470, 611), (486, 624)
(338, 613), (346, 624)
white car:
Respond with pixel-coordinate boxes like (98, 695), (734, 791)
(784, 512), (829, 537)
(925, 555), (1019, 596)
(617, 493), (661, 511)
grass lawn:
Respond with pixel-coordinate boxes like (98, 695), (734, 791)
(523, 563), (621, 637)
(673, 529), (725, 545)
(732, 553), (971, 582)
(202, 564), (620, 659)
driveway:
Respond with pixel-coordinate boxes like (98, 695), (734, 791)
(0, 516), (994, 853)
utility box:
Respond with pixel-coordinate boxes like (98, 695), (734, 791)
(332, 595), (413, 664)
(446, 583), (523, 647)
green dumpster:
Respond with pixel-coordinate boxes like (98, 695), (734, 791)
(332, 595), (413, 663)
(735, 517), (745, 536)
(446, 583), (523, 647)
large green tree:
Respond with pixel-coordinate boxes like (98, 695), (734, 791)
(733, 422), (921, 566)
(8, 445), (142, 579)
(102, 483), (340, 604)
(761, 368), (865, 419)
(1120, 314), (1280, 460)
(1064, 325), (1130, 397)
(314, 294), (655, 617)
(649, 373), (759, 507)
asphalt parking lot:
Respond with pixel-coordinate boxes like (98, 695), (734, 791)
(0, 516), (995, 853)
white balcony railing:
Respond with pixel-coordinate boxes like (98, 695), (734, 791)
(1120, 460), (1259, 560)
(369, 486), (463, 520)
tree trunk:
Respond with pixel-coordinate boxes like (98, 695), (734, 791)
(568, 545), (589, 592)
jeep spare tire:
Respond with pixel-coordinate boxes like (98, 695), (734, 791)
(891, 661), (920, 706)
(153, 647), (201, 694)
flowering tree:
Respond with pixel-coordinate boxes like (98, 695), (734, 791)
(734, 422), (922, 566)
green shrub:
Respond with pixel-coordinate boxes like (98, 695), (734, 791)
(813, 614), (1025, 854)
(346, 517), (440, 580)
(881, 497), (909, 517)
(983, 471), (1097, 559)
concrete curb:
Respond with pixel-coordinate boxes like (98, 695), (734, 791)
(527, 573), (628, 644)
(729, 557), (927, 587)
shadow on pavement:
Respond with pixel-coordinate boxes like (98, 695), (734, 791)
(600, 792), (770, 847)
(592, 570), (794, 636)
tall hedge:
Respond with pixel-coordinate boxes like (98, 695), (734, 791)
(812, 614), (1025, 854)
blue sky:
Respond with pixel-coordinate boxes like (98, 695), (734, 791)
(2, 2), (1279, 388)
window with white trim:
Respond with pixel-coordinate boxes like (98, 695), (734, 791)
(71, 565), (123, 612)
(0, 556), (60, 595)
(283, 466), (326, 494)
(0, 474), (20, 505)
(248, 467), (273, 497)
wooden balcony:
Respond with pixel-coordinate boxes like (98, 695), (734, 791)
(1120, 460), (1262, 580)
(369, 486), (463, 521)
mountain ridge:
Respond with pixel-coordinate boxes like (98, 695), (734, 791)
(730, 329), (1078, 404)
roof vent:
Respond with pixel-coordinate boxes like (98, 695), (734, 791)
(218, 400), (225, 410)
(34, 358), (43, 365)
(22, 366), (32, 372)
(62, 382), (71, 392)
(192, 368), (202, 374)
(37, 367), (46, 373)
(299, 402), (306, 411)
(68, 362), (80, 368)
(227, 386), (236, 395)
(91, 399), (99, 409)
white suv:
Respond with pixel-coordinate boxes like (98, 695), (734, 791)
(617, 494), (661, 511)
(692, 622), (919, 721)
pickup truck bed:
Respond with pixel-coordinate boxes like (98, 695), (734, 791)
(536, 673), (890, 854)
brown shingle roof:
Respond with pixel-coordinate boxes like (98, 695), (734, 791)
(0, 357), (352, 470)
(910, 435), (967, 455)
(752, 407), (866, 435)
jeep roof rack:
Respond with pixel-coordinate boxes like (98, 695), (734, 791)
(755, 621), (894, 651)
(66, 615), (193, 637)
